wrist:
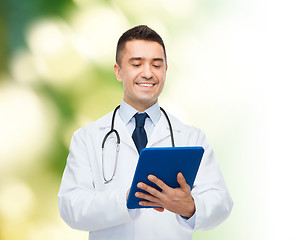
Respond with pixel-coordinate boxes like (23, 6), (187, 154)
(182, 199), (195, 218)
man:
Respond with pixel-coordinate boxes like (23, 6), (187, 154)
(58, 25), (233, 240)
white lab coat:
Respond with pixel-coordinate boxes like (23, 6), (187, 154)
(58, 110), (233, 240)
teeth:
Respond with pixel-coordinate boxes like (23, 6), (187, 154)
(139, 83), (154, 87)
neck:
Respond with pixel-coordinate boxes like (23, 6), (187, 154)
(123, 99), (157, 112)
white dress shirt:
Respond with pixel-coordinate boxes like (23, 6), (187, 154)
(118, 99), (161, 139)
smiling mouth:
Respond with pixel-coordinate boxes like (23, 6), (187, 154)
(136, 83), (156, 87)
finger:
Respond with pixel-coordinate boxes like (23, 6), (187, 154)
(139, 200), (163, 207)
(148, 175), (171, 192)
(177, 172), (190, 192)
(137, 182), (163, 198)
(135, 192), (160, 203)
(154, 207), (164, 212)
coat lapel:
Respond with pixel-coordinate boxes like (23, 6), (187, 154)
(114, 112), (137, 151)
(147, 113), (180, 148)
(99, 111), (137, 153)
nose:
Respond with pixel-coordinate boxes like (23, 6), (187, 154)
(140, 64), (153, 79)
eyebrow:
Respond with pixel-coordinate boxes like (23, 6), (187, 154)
(152, 58), (164, 62)
(128, 57), (164, 62)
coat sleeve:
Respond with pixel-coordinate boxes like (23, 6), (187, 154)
(190, 129), (234, 231)
(58, 130), (137, 232)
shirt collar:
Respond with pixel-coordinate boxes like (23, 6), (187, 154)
(119, 100), (161, 126)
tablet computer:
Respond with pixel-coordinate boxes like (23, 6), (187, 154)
(127, 146), (204, 209)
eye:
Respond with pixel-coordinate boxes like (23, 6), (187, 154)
(153, 65), (161, 68)
(133, 64), (141, 67)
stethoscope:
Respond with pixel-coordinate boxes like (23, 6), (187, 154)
(102, 105), (175, 184)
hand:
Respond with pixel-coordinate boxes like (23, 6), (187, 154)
(126, 187), (163, 212)
(135, 173), (195, 218)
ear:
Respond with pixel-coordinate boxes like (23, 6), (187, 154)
(114, 63), (122, 82)
(163, 64), (168, 77)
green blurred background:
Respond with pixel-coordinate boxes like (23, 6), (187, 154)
(1, 0), (298, 239)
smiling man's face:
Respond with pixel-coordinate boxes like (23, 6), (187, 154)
(114, 40), (167, 112)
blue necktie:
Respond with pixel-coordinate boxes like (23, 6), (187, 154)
(132, 113), (148, 154)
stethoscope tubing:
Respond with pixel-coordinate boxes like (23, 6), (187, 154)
(101, 105), (175, 184)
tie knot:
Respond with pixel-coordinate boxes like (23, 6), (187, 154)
(134, 113), (148, 128)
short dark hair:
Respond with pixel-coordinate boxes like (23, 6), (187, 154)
(116, 25), (167, 65)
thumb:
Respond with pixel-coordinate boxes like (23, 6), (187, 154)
(177, 172), (190, 192)
(154, 207), (165, 212)
(126, 188), (130, 201)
